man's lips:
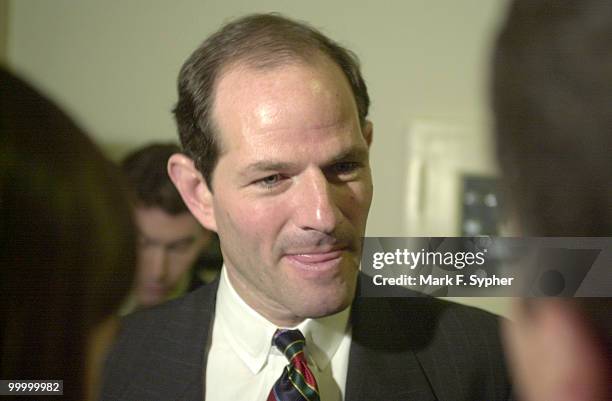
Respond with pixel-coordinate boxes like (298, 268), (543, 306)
(282, 248), (348, 274)
(285, 249), (345, 263)
(143, 283), (167, 295)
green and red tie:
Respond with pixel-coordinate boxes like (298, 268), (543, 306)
(267, 329), (320, 401)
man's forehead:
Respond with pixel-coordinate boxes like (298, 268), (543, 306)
(135, 207), (201, 231)
(238, 144), (369, 177)
(211, 57), (360, 150)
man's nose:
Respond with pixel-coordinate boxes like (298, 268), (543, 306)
(293, 170), (342, 234)
(148, 247), (169, 281)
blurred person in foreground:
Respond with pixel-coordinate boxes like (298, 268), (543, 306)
(0, 67), (136, 400)
(493, 1), (612, 400)
(120, 143), (221, 313)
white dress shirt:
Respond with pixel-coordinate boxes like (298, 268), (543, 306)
(205, 267), (352, 401)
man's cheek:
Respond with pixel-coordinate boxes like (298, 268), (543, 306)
(230, 212), (273, 243)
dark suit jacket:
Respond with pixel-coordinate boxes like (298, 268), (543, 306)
(101, 278), (513, 400)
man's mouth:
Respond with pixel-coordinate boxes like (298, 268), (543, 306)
(283, 248), (347, 272)
(143, 283), (167, 295)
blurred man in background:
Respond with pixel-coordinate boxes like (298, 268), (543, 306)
(120, 143), (221, 313)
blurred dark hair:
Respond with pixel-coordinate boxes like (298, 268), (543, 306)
(121, 143), (188, 215)
(492, 0), (612, 235)
(0, 67), (136, 400)
(173, 13), (370, 189)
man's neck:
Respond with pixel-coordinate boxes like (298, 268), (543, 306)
(224, 267), (305, 327)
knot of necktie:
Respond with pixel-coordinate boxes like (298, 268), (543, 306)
(273, 329), (307, 362)
(267, 329), (320, 401)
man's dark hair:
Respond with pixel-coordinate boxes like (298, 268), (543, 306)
(173, 13), (370, 189)
(492, 0), (612, 235)
(121, 143), (188, 215)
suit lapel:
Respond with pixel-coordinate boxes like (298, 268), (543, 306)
(345, 296), (437, 401)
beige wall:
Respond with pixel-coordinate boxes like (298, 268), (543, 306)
(0, 0), (8, 63)
(7, 0), (511, 315)
(7, 0), (510, 236)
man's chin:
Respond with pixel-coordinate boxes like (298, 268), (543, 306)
(138, 292), (167, 308)
(297, 298), (352, 320)
(293, 282), (356, 319)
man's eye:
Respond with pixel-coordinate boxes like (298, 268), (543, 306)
(332, 162), (360, 175)
(168, 243), (191, 253)
(138, 237), (152, 247)
(256, 174), (283, 188)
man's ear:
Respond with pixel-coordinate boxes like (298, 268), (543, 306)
(167, 153), (217, 232)
(363, 120), (373, 147)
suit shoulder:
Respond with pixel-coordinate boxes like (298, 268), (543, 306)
(408, 298), (510, 400)
(418, 299), (511, 400)
(425, 297), (502, 334)
(100, 282), (217, 399)
(119, 280), (217, 336)
(354, 294), (502, 335)
(390, 296), (504, 355)
(352, 296), (511, 400)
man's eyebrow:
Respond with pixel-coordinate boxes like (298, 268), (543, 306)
(138, 231), (196, 247)
(327, 146), (369, 163)
(138, 231), (154, 241)
(240, 160), (298, 176)
(138, 233), (162, 247)
(240, 146), (369, 177)
(167, 236), (196, 248)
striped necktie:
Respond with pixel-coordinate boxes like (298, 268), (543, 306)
(267, 329), (320, 401)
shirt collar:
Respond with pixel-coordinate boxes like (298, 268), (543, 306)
(215, 266), (351, 374)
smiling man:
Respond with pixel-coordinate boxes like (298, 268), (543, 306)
(102, 14), (511, 401)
